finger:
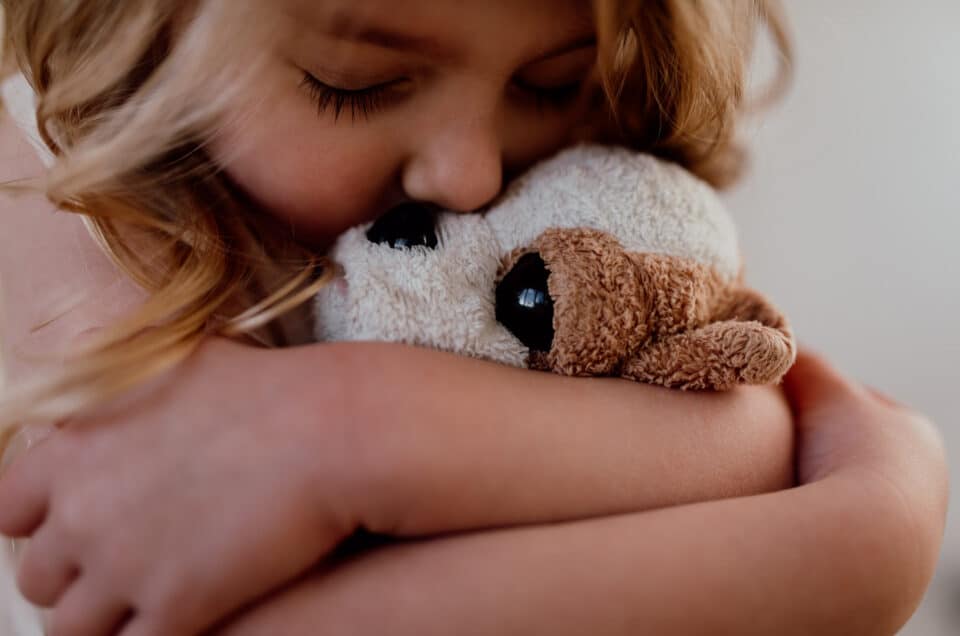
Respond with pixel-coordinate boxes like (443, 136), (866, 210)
(46, 576), (134, 636)
(0, 451), (54, 537)
(781, 349), (863, 416)
(16, 525), (80, 607)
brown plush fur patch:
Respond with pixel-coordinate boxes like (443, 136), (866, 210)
(532, 228), (649, 376)
(524, 228), (795, 390)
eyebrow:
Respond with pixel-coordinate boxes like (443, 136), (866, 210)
(324, 11), (596, 65)
(326, 11), (463, 62)
(528, 36), (598, 63)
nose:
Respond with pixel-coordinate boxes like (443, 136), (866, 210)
(401, 114), (505, 213)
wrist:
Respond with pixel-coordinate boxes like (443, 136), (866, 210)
(272, 342), (375, 537)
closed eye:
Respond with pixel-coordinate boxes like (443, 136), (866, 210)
(513, 79), (584, 111)
(300, 73), (407, 121)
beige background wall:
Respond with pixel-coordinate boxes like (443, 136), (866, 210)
(725, 2), (959, 633)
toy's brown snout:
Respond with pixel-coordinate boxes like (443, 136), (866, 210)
(494, 228), (653, 377)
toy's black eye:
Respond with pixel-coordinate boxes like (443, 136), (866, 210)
(366, 203), (438, 250)
(495, 252), (555, 352)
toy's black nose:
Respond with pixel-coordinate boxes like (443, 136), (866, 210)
(366, 203), (438, 250)
(495, 252), (555, 352)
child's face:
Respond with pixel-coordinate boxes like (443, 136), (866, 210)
(212, 0), (596, 245)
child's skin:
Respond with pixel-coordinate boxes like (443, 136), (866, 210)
(213, 0), (601, 241)
(0, 0), (949, 635)
(211, 351), (950, 636)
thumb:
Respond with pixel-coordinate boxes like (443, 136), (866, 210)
(782, 349), (863, 416)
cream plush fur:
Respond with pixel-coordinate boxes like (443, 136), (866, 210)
(484, 145), (741, 281)
(315, 145), (768, 373)
(315, 212), (530, 367)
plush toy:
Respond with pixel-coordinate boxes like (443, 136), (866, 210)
(314, 145), (795, 390)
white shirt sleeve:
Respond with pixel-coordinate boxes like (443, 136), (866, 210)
(1, 72), (55, 168)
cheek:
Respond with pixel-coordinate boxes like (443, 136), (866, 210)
(213, 116), (401, 244)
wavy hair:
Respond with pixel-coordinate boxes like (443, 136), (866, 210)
(593, 0), (792, 186)
(0, 0), (792, 439)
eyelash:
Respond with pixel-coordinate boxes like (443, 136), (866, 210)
(300, 73), (397, 122)
(300, 72), (583, 122)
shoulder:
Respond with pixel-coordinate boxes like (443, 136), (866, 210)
(0, 72), (55, 176)
(0, 93), (123, 303)
(0, 110), (58, 231)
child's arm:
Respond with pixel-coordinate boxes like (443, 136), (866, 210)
(285, 341), (794, 535)
(211, 352), (950, 636)
(0, 339), (793, 636)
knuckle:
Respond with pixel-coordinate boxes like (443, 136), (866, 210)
(137, 603), (184, 636)
(146, 573), (189, 616)
(51, 495), (93, 540)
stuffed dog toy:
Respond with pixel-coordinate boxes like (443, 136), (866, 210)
(315, 145), (795, 390)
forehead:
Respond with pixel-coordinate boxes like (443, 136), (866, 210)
(276, 0), (594, 58)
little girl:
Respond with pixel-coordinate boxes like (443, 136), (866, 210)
(0, 1), (947, 635)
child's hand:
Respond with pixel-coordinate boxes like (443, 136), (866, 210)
(0, 339), (359, 636)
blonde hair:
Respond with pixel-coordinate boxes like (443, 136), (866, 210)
(593, 0), (792, 187)
(0, 0), (791, 435)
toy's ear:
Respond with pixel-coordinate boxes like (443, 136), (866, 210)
(623, 252), (731, 337)
(620, 287), (796, 391)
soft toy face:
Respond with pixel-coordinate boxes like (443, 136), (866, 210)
(314, 203), (529, 368)
(315, 145), (795, 390)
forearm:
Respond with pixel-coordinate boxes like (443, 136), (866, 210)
(212, 417), (947, 636)
(283, 341), (794, 536)
(215, 480), (921, 636)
